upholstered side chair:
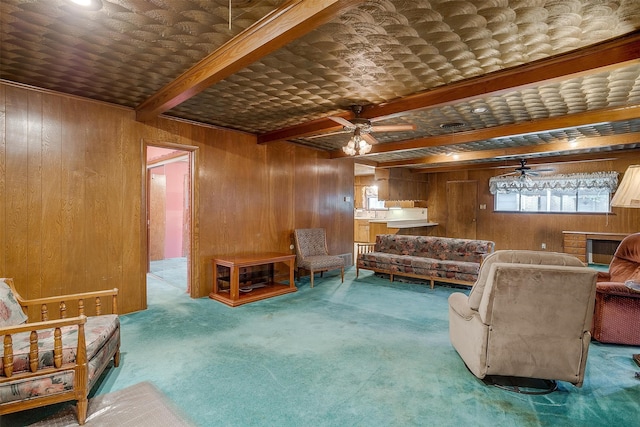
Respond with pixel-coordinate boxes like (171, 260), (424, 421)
(448, 250), (598, 389)
(592, 232), (640, 345)
(293, 228), (344, 288)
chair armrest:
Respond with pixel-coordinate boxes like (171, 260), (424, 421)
(1, 315), (87, 378)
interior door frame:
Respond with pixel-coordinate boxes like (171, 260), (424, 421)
(142, 139), (199, 300)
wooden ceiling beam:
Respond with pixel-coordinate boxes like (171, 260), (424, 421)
(400, 154), (620, 174)
(328, 105), (640, 158)
(410, 151), (635, 174)
(135, 0), (365, 122)
(363, 30), (640, 121)
(261, 30), (640, 144)
(374, 132), (640, 169)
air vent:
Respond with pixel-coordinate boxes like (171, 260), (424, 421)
(338, 253), (352, 267)
(440, 122), (466, 129)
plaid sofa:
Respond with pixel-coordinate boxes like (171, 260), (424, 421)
(356, 234), (495, 288)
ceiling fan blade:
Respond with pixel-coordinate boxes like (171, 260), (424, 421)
(305, 130), (350, 139)
(328, 116), (355, 128)
(363, 133), (379, 145)
(370, 124), (416, 132)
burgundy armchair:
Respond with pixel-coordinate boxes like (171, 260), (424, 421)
(591, 232), (640, 345)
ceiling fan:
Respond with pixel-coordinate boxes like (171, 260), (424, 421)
(325, 105), (416, 155)
(498, 159), (554, 179)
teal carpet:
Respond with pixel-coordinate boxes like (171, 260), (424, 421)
(5, 268), (640, 426)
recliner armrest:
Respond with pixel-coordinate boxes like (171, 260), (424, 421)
(448, 293), (477, 321)
(596, 281), (640, 297)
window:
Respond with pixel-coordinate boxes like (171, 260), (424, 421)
(367, 196), (386, 210)
(490, 172), (618, 213)
(363, 186), (386, 210)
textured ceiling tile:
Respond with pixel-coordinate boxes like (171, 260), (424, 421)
(0, 0), (284, 108)
(1, 0), (639, 166)
(172, 0), (638, 131)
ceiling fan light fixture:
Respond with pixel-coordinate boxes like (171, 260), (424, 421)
(342, 131), (371, 156)
(342, 140), (356, 156)
(358, 139), (372, 155)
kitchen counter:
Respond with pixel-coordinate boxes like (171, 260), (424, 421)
(363, 219), (438, 242)
(366, 219), (437, 228)
(386, 220), (438, 229)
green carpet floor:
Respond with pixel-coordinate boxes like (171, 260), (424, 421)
(5, 268), (640, 426)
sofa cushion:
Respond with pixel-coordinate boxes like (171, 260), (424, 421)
(0, 314), (119, 377)
(0, 279), (28, 327)
(0, 370), (75, 405)
(359, 252), (481, 283)
(373, 235), (494, 263)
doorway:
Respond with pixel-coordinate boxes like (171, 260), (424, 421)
(145, 143), (197, 297)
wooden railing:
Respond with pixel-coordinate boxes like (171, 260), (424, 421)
(5, 279), (118, 321)
(357, 243), (376, 256)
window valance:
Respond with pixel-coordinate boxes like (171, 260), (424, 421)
(489, 172), (618, 194)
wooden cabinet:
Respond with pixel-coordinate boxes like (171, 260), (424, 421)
(369, 222), (400, 242)
(375, 168), (428, 201)
(383, 200), (428, 208)
(354, 220), (370, 242)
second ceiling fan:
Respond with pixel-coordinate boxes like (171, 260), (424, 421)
(498, 159), (554, 179)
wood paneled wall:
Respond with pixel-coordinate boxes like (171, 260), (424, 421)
(424, 154), (640, 251)
(0, 83), (354, 313)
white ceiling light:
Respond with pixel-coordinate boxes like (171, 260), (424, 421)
(66, 0), (102, 11)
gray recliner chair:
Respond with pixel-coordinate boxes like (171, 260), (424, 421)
(448, 250), (598, 389)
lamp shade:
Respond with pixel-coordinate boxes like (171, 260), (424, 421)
(611, 165), (640, 208)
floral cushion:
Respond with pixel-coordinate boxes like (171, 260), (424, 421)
(0, 370), (75, 404)
(373, 235), (494, 264)
(0, 278), (28, 327)
(0, 314), (119, 377)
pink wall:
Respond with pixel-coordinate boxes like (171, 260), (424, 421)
(148, 150), (189, 260)
(163, 161), (188, 258)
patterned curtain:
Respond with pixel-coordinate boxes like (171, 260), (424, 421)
(489, 172), (618, 194)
